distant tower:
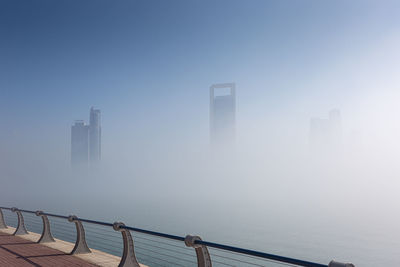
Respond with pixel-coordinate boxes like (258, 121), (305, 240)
(329, 109), (342, 145)
(309, 109), (342, 150)
(210, 83), (236, 146)
(89, 107), (101, 162)
(71, 120), (89, 166)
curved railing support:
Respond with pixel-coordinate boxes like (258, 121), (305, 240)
(35, 210), (55, 243)
(11, 207), (28, 235)
(185, 235), (212, 267)
(113, 222), (141, 267)
(68, 215), (91, 254)
(0, 208), (7, 229)
(329, 260), (355, 267)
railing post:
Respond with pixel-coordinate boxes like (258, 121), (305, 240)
(68, 215), (91, 254)
(35, 211), (55, 243)
(329, 260), (355, 267)
(11, 207), (28, 235)
(113, 222), (141, 267)
(185, 235), (212, 267)
(0, 208), (7, 229)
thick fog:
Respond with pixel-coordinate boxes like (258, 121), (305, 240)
(1, 1), (400, 266)
(2, 66), (400, 266)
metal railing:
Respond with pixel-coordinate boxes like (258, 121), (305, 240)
(0, 206), (354, 267)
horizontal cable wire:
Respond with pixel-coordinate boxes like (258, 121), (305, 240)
(83, 225), (194, 264)
(136, 251), (187, 267)
(85, 235), (123, 249)
(84, 232), (124, 251)
(209, 247), (299, 267)
(51, 231), (75, 240)
(209, 252), (266, 267)
(24, 219), (43, 227)
(137, 240), (196, 259)
(87, 241), (122, 255)
(88, 242), (123, 254)
(50, 227), (75, 236)
(135, 245), (197, 265)
(84, 227), (121, 239)
(50, 224), (74, 232)
(50, 220), (74, 227)
(50, 229), (76, 241)
(136, 254), (168, 267)
(85, 232), (122, 246)
(83, 228), (197, 264)
(133, 234), (193, 251)
(210, 259), (236, 267)
(81, 224), (196, 263)
(24, 219), (42, 225)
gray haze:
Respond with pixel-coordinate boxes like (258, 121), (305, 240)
(2, 88), (400, 266)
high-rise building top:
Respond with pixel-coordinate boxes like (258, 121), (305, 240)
(89, 107), (101, 163)
(71, 108), (101, 166)
(210, 83), (236, 146)
(71, 120), (89, 166)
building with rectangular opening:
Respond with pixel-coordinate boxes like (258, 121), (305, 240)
(210, 83), (236, 147)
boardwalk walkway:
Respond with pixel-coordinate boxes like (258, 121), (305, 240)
(0, 232), (98, 266)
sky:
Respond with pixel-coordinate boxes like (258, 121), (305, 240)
(1, 0), (399, 127)
(1, 1), (400, 265)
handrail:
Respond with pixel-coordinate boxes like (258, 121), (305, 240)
(42, 212), (69, 220)
(194, 239), (327, 267)
(18, 209), (36, 214)
(121, 225), (185, 242)
(0, 207), (354, 267)
(75, 217), (114, 227)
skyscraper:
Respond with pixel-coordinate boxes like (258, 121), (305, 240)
(89, 107), (101, 163)
(71, 107), (101, 166)
(71, 120), (89, 166)
(210, 83), (236, 146)
(309, 109), (342, 150)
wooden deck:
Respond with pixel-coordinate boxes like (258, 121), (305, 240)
(0, 226), (149, 267)
(0, 227), (149, 267)
(0, 231), (98, 266)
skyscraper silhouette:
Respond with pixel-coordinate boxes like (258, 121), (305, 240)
(89, 107), (101, 163)
(309, 109), (342, 150)
(210, 83), (236, 146)
(71, 120), (89, 166)
(71, 107), (101, 166)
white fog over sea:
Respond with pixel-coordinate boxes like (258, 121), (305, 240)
(2, 98), (400, 266)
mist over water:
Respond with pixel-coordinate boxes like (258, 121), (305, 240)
(2, 93), (400, 266)
(1, 1), (400, 266)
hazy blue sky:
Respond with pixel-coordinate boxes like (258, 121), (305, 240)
(1, 0), (399, 185)
(1, 0), (399, 131)
(1, 0), (400, 177)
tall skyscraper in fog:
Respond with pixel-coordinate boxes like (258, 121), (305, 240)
(309, 109), (342, 150)
(89, 107), (101, 162)
(71, 107), (101, 166)
(71, 120), (89, 166)
(210, 83), (236, 146)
